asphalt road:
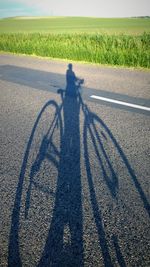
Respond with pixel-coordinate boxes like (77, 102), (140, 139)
(0, 54), (150, 267)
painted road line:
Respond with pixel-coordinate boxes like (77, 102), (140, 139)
(90, 95), (150, 111)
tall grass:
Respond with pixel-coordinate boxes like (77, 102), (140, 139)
(0, 33), (150, 68)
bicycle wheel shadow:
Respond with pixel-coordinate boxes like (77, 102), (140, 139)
(8, 66), (150, 267)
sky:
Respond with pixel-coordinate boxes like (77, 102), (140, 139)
(0, 0), (150, 18)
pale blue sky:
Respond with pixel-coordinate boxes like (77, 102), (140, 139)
(0, 0), (150, 18)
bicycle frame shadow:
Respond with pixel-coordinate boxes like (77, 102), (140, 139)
(8, 76), (150, 267)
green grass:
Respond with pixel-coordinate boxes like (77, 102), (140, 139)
(0, 17), (150, 68)
(0, 17), (150, 35)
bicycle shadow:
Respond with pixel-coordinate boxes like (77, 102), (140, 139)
(8, 65), (149, 267)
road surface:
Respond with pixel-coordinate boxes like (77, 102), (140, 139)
(0, 54), (150, 267)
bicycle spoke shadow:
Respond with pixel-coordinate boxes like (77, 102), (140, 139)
(8, 65), (150, 267)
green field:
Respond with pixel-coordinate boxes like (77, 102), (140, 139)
(0, 17), (150, 34)
(0, 17), (150, 68)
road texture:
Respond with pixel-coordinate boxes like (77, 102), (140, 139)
(0, 54), (150, 267)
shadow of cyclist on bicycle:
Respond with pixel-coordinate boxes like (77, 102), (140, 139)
(37, 64), (84, 267)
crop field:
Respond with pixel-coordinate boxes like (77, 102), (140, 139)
(0, 17), (150, 34)
(0, 17), (150, 68)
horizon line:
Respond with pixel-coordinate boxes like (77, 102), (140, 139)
(1, 15), (150, 19)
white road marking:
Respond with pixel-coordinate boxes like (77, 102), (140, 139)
(90, 95), (150, 111)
